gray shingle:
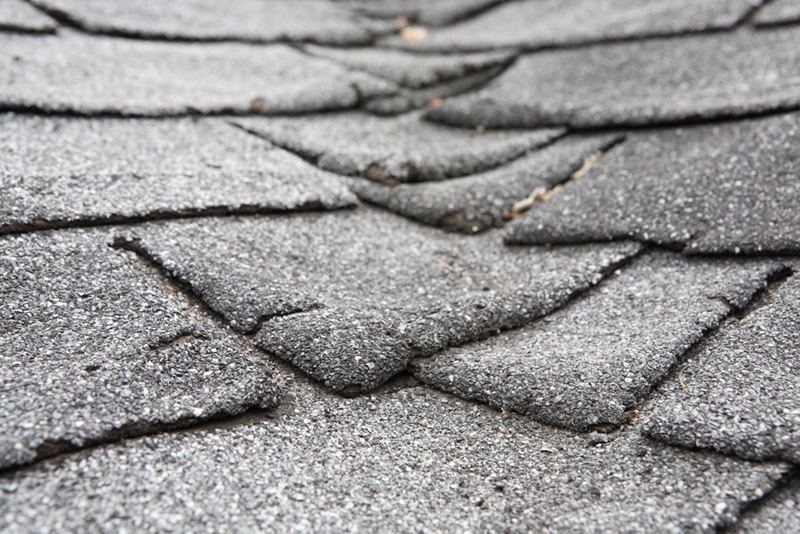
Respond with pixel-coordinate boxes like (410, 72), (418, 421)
(236, 110), (563, 183)
(0, 30), (396, 116)
(117, 207), (640, 392)
(30, 0), (392, 44)
(0, 229), (281, 470)
(505, 113), (800, 254)
(729, 477), (800, 533)
(351, 134), (620, 233)
(0, 0), (56, 32)
(344, 0), (503, 26)
(0, 382), (787, 533)
(427, 26), (800, 128)
(642, 272), (800, 464)
(0, 115), (356, 234)
(752, 0), (800, 26)
(303, 44), (515, 88)
(382, 0), (761, 52)
(413, 251), (788, 430)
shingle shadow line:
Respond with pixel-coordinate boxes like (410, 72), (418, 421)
(0, 200), (357, 238)
(717, 467), (800, 533)
(21, 0), (395, 46)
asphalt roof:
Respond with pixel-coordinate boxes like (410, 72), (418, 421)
(1, 1), (799, 532)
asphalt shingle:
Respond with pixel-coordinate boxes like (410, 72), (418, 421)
(0, 114), (356, 234)
(0, 382), (788, 533)
(344, 0), (503, 26)
(505, 112), (800, 254)
(427, 26), (800, 128)
(117, 208), (640, 393)
(729, 477), (800, 533)
(0, 30), (396, 116)
(351, 133), (620, 233)
(0, 229), (281, 470)
(382, 0), (761, 52)
(642, 271), (800, 465)
(236, 111), (563, 183)
(752, 0), (800, 26)
(0, 0), (56, 32)
(413, 251), (788, 430)
(30, 0), (392, 44)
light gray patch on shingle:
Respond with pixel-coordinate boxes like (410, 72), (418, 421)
(343, 0), (503, 26)
(351, 134), (619, 233)
(0, 115), (356, 233)
(505, 113), (800, 255)
(0, 383), (788, 533)
(0, 229), (281, 470)
(752, 0), (800, 26)
(118, 208), (640, 392)
(642, 272), (800, 465)
(0, 0), (56, 32)
(413, 251), (788, 430)
(0, 31), (397, 116)
(236, 111), (563, 183)
(303, 44), (514, 88)
(427, 26), (800, 128)
(729, 477), (800, 533)
(30, 0), (392, 44)
(382, 0), (761, 52)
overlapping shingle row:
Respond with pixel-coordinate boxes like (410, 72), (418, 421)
(1, 0), (799, 531)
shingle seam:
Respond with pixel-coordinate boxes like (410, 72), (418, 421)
(716, 468), (800, 533)
(0, 200), (356, 238)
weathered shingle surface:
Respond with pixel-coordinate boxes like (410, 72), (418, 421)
(2, 1), (800, 531)
(0, 114), (355, 233)
(505, 112), (800, 254)
(427, 26), (800, 128)
(0, 0), (56, 32)
(382, 0), (762, 52)
(30, 0), (393, 44)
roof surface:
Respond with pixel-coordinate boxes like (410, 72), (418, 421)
(1, 0), (800, 532)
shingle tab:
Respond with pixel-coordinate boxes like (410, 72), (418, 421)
(236, 111), (563, 183)
(413, 251), (788, 430)
(351, 134), (619, 233)
(0, 229), (281, 470)
(30, 0), (392, 44)
(427, 26), (800, 128)
(0, 31), (396, 115)
(642, 272), (800, 464)
(117, 208), (640, 392)
(383, 0), (761, 52)
(0, 115), (356, 233)
(0, 383), (787, 533)
(505, 113), (800, 254)
(0, 0), (56, 32)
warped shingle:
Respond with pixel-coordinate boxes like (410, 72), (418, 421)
(0, 383), (787, 532)
(117, 208), (640, 393)
(351, 134), (620, 233)
(382, 0), (761, 52)
(427, 26), (800, 128)
(729, 477), (800, 533)
(505, 113), (800, 254)
(752, 0), (800, 26)
(303, 44), (514, 88)
(0, 115), (356, 234)
(236, 111), (563, 183)
(344, 0), (503, 26)
(413, 251), (788, 430)
(642, 272), (800, 464)
(0, 0), (56, 32)
(0, 229), (281, 470)
(0, 31), (396, 116)
(30, 0), (392, 44)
